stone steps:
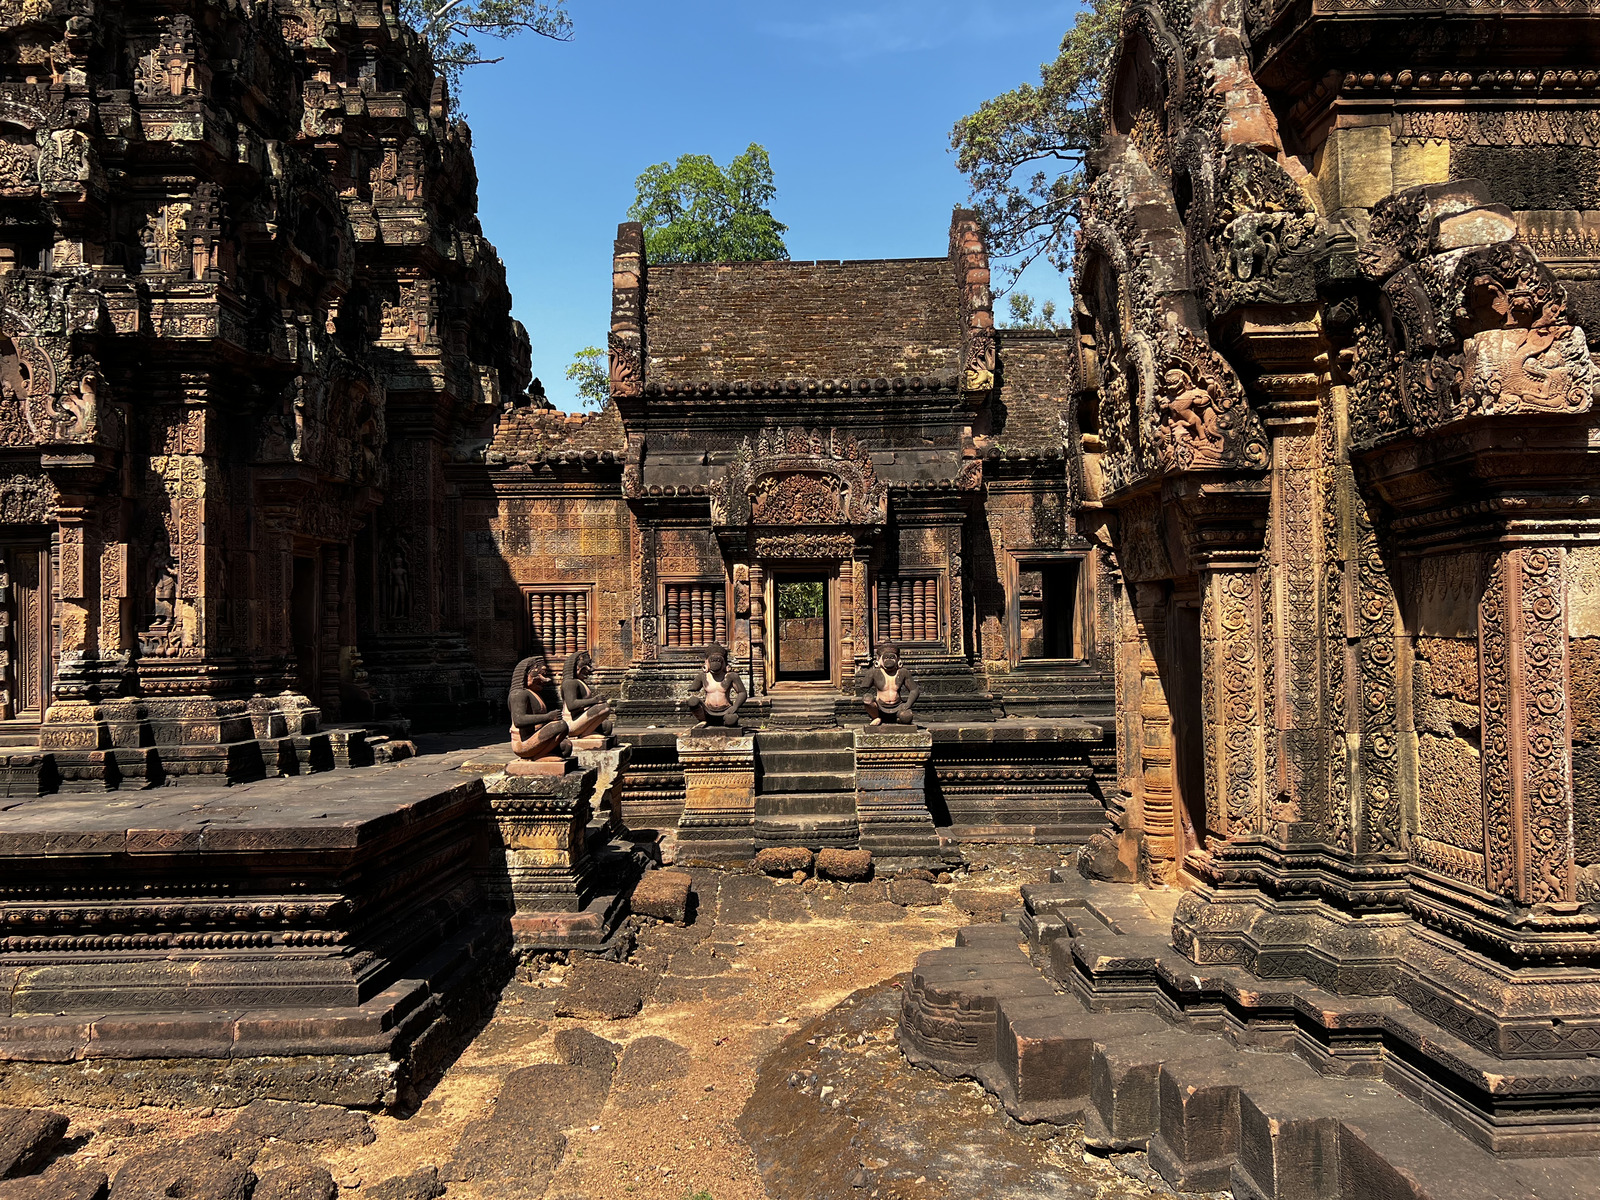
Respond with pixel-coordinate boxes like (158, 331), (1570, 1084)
(755, 790), (858, 817)
(753, 813), (859, 849)
(758, 770), (856, 793)
(757, 747), (856, 774)
(898, 877), (1600, 1198)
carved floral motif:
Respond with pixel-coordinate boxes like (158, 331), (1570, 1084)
(713, 426), (886, 529)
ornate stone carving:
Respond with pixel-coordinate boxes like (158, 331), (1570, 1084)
(1352, 185), (1599, 442)
(1208, 149), (1323, 312)
(753, 531), (856, 559)
(0, 472), (53, 523)
(714, 426), (886, 529)
(1150, 331), (1269, 474)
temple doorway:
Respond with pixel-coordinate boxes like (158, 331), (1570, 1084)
(772, 573), (829, 682)
(0, 542), (51, 727)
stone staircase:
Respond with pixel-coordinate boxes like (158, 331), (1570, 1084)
(753, 728), (858, 849)
(763, 686), (839, 729)
(897, 869), (1598, 1199)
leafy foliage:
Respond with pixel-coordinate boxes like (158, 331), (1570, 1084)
(950, 0), (1122, 290)
(775, 580), (825, 621)
(628, 145), (789, 263)
(400, 0), (573, 93)
(1001, 291), (1066, 330)
(564, 345), (608, 410)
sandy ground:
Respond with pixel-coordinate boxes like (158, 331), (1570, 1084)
(52, 846), (1191, 1200)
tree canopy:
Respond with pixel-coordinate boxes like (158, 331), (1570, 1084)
(628, 144), (789, 263)
(1000, 291), (1067, 331)
(400, 0), (573, 92)
(950, 0), (1122, 291)
(565, 345), (608, 410)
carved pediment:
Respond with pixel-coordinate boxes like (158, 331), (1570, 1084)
(713, 425), (887, 528)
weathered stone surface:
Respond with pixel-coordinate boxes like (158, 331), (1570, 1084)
(888, 878), (941, 907)
(816, 849), (873, 882)
(251, 1163), (337, 1200)
(630, 870), (693, 924)
(553, 961), (652, 1020)
(552, 1028), (620, 1074)
(362, 1168), (444, 1200)
(0, 1162), (108, 1200)
(227, 1101), (374, 1149)
(754, 847), (814, 875)
(615, 1037), (693, 1091)
(0, 1109), (68, 1178)
(110, 1137), (255, 1200)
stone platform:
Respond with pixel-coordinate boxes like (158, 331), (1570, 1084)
(0, 749), (512, 1112)
(614, 717), (1113, 853)
(899, 870), (1600, 1197)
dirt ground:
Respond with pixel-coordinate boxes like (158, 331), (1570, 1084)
(51, 846), (1191, 1200)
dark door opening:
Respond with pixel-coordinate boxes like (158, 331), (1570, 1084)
(1168, 600), (1208, 862)
(1019, 559), (1081, 660)
(0, 543), (51, 725)
(774, 574), (828, 681)
(291, 555), (320, 700)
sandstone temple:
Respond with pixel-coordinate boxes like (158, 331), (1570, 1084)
(1, 1), (1598, 1198)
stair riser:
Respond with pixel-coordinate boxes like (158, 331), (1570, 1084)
(756, 791), (859, 816)
(757, 750), (855, 773)
(760, 772), (856, 794)
(756, 734), (854, 752)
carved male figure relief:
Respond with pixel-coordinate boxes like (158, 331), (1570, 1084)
(508, 654), (569, 762)
(685, 643), (746, 731)
(858, 642), (920, 726)
(560, 649), (614, 739)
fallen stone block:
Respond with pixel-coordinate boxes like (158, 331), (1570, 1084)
(227, 1100), (374, 1149)
(363, 1167), (444, 1200)
(552, 1028), (621, 1074)
(631, 870), (693, 924)
(0, 1109), (69, 1179)
(0, 1161), (108, 1200)
(615, 1036), (693, 1091)
(888, 878), (940, 907)
(816, 848), (872, 882)
(252, 1162), (337, 1200)
(444, 1120), (564, 1193)
(554, 960), (651, 1020)
(493, 1063), (612, 1131)
(754, 847), (813, 875)
(110, 1138), (255, 1200)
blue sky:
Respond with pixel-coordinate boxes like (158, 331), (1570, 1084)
(456, 1), (1085, 410)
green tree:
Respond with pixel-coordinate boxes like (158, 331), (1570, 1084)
(628, 144), (789, 263)
(565, 345), (608, 410)
(400, 0), (573, 92)
(1001, 291), (1066, 331)
(950, 0), (1122, 289)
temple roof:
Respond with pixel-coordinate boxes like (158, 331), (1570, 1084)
(643, 258), (963, 382)
(488, 399), (625, 461)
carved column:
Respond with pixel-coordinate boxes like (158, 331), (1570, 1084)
(1133, 581), (1178, 876)
(851, 550), (870, 673)
(1260, 380), (1328, 839)
(636, 521), (658, 664)
(748, 562), (765, 697)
